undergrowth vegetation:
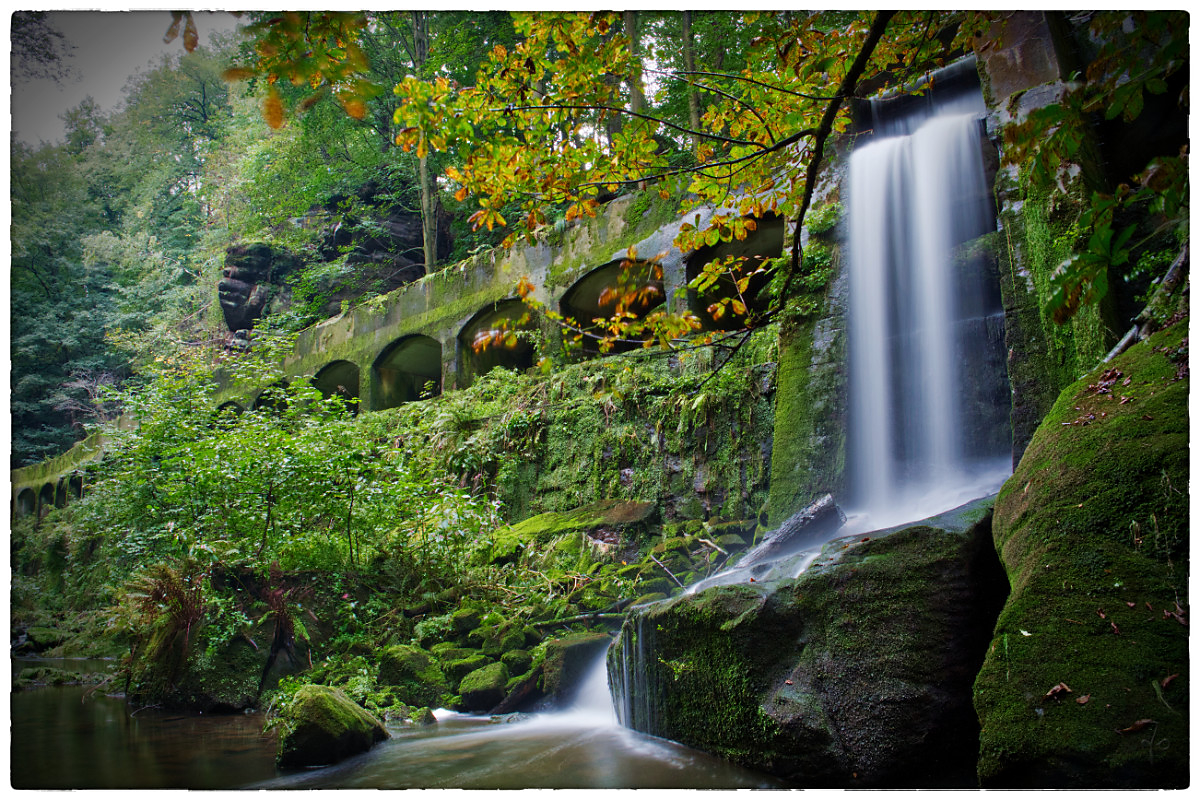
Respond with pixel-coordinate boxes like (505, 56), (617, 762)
(11, 328), (775, 713)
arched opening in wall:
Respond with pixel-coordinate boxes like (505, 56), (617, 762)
(69, 473), (84, 501)
(685, 213), (784, 330)
(15, 488), (36, 518)
(458, 299), (537, 387)
(215, 401), (244, 427)
(372, 335), (442, 409)
(253, 383), (290, 413)
(312, 360), (361, 414)
(54, 479), (68, 508)
(38, 483), (55, 518)
(560, 259), (665, 355)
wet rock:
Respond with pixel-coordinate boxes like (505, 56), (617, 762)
(609, 500), (1007, 787)
(458, 661), (509, 712)
(740, 493), (845, 568)
(276, 684), (388, 769)
(540, 633), (612, 707)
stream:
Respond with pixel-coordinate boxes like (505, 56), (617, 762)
(10, 656), (781, 789)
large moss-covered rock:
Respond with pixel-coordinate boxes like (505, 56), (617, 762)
(458, 661), (510, 712)
(275, 684), (388, 769)
(377, 644), (449, 708)
(540, 632), (613, 706)
(609, 503), (1007, 787)
(974, 320), (1189, 788)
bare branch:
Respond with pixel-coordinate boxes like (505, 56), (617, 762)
(777, 11), (896, 309)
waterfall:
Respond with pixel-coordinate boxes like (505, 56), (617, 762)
(845, 60), (1011, 530)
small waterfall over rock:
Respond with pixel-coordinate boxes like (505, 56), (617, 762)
(845, 57), (1011, 530)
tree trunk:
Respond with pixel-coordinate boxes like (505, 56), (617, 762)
(682, 11), (701, 154)
(412, 11), (437, 271)
(623, 11), (646, 115)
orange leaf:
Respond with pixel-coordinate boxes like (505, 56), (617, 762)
(1042, 682), (1073, 701)
(221, 67), (256, 82)
(264, 89), (285, 129)
(455, 187), (469, 202)
(342, 98), (367, 120)
(183, 14), (199, 52)
(1116, 719), (1156, 735)
(1076, 694), (1091, 705)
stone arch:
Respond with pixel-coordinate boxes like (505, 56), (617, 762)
(685, 212), (784, 330)
(560, 259), (665, 354)
(372, 334), (443, 409)
(457, 299), (537, 387)
(312, 360), (361, 413)
(216, 401), (245, 417)
(54, 479), (69, 508)
(68, 473), (84, 501)
(15, 488), (36, 519)
(252, 383), (290, 413)
(38, 483), (55, 518)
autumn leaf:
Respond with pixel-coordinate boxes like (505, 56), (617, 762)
(1116, 719), (1156, 735)
(1076, 694), (1091, 705)
(264, 88), (285, 129)
(1042, 682), (1073, 701)
(341, 97), (367, 120)
(222, 67), (256, 82)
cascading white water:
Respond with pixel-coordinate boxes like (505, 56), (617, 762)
(845, 62), (1011, 532)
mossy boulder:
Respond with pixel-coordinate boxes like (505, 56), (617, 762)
(377, 644), (449, 708)
(275, 684), (388, 769)
(609, 503), (1007, 787)
(975, 321), (1189, 789)
(449, 607), (481, 633)
(540, 632), (612, 706)
(444, 653), (491, 686)
(458, 661), (510, 712)
(501, 649), (533, 675)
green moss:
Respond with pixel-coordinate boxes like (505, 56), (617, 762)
(275, 684), (388, 769)
(457, 661), (510, 711)
(767, 307), (846, 526)
(976, 320), (1189, 788)
(377, 644), (449, 708)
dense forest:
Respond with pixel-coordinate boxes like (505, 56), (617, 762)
(10, 10), (1189, 789)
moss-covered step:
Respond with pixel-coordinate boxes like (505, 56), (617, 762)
(975, 319), (1189, 789)
(488, 499), (656, 564)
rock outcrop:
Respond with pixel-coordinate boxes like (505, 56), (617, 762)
(218, 243), (301, 334)
(974, 319), (1189, 788)
(609, 500), (1008, 787)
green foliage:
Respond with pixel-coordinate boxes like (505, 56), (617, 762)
(1000, 11), (1189, 324)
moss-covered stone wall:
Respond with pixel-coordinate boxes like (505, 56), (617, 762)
(976, 12), (1117, 461)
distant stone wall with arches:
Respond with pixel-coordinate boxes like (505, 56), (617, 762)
(13, 191), (786, 518)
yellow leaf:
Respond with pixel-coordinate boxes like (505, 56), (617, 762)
(454, 187), (469, 202)
(342, 98), (367, 120)
(221, 67), (256, 82)
(264, 89), (285, 129)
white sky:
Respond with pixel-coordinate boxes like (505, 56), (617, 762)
(10, 10), (242, 146)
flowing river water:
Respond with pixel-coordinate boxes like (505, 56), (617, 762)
(10, 656), (781, 789)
